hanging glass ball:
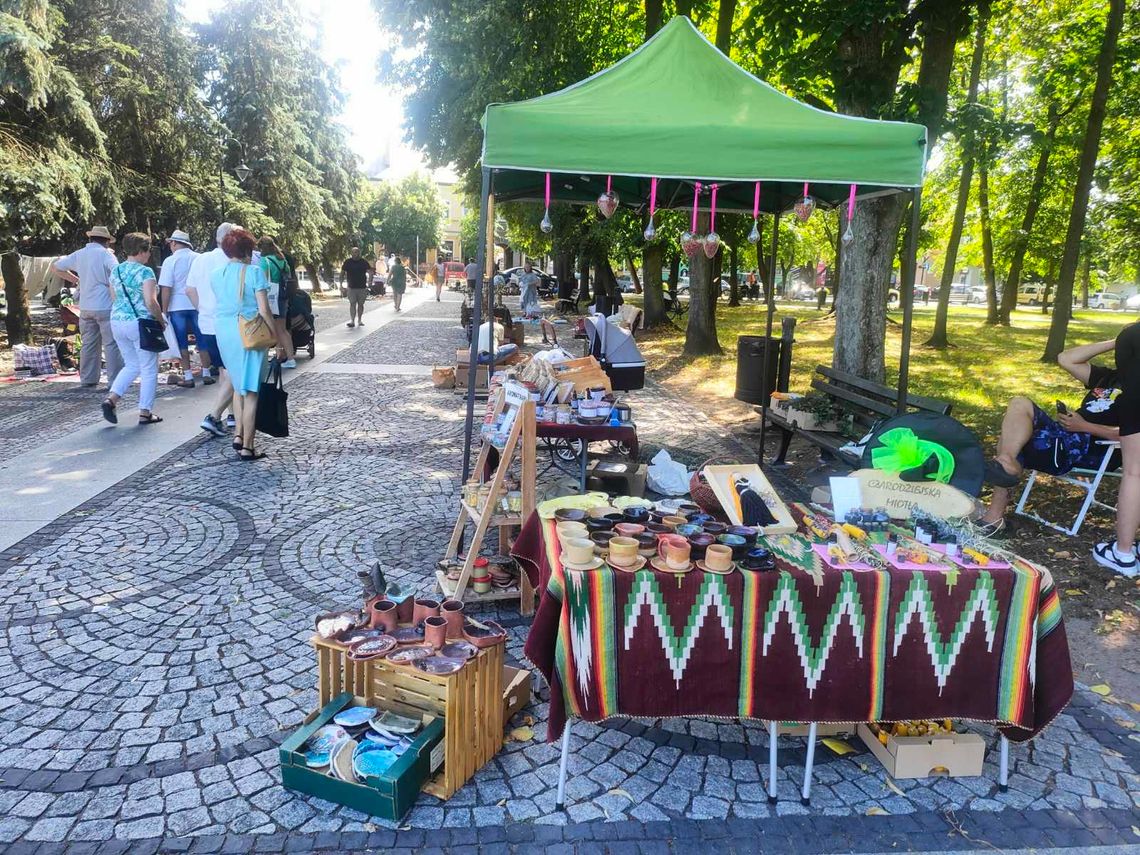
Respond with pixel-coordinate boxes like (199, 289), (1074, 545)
(681, 231), (702, 257)
(747, 219), (761, 245)
(597, 190), (619, 219)
(842, 222), (854, 245)
(643, 215), (656, 242)
(540, 208), (553, 234)
(703, 232), (721, 259)
(793, 195), (815, 223)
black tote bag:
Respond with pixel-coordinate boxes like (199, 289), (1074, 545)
(115, 267), (167, 352)
(255, 358), (290, 437)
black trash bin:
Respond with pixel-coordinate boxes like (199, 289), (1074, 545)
(734, 335), (781, 405)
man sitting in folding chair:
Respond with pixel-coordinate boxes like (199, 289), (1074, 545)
(978, 338), (1121, 537)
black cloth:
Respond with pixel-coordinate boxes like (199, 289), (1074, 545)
(1074, 363), (1121, 426)
(341, 258), (371, 290)
(1114, 324), (1140, 436)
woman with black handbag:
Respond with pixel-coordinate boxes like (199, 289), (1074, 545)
(211, 228), (280, 460)
(102, 232), (166, 425)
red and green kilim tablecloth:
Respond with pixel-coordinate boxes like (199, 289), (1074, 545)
(515, 514), (1072, 743)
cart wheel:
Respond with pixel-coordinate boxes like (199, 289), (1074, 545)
(610, 441), (632, 456)
(308, 338), (316, 358)
(553, 438), (584, 462)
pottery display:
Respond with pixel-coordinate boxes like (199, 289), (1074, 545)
(370, 599), (398, 632)
(440, 599), (464, 638)
(386, 644), (434, 663)
(440, 640), (478, 660)
(390, 625), (426, 644)
(424, 616), (448, 650)
(412, 597), (440, 626)
(347, 635), (397, 661)
(415, 655), (466, 675)
(463, 618), (507, 648)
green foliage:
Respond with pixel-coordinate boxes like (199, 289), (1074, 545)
(359, 173), (444, 257)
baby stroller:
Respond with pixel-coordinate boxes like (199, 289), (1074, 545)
(286, 289), (316, 358)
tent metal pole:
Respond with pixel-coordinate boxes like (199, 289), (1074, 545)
(758, 210), (780, 465)
(461, 167), (492, 484)
(896, 188), (921, 415)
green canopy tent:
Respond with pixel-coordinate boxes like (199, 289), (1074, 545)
(462, 15), (928, 481)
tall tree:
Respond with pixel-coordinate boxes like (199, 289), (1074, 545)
(1042, 0), (1126, 361)
(360, 174), (445, 258)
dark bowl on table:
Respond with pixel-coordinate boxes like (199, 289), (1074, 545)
(586, 516), (614, 533)
(702, 521), (729, 537)
(622, 506), (650, 523)
(727, 525), (758, 545)
(677, 502), (702, 517)
(645, 522), (671, 536)
(590, 531), (616, 547)
(743, 547), (776, 571)
(688, 533), (716, 559)
(603, 512), (625, 526)
(717, 533), (749, 560)
(554, 508), (587, 523)
(688, 513), (715, 525)
(635, 532), (659, 555)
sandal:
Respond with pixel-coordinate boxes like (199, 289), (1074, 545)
(138, 413), (164, 425)
(232, 439), (243, 452)
(101, 399), (118, 424)
(175, 378), (195, 388)
(239, 448), (267, 461)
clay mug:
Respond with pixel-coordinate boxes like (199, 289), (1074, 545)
(661, 515), (687, 531)
(615, 522), (645, 537)
(563, 537), (596, 565)
(704, 544), (734, 573)
(607, 536), (639, 567)
(557, 521), (588, 540)
(440, 599), (464, 638)
(412, 597), (440, 626)
(664, 539), (692, 571)
(370, 599), (398, 632)
(656, 533), (688, 561)
(424, 616), (448, 650)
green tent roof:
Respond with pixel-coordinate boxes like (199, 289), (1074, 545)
(481, 16), (927, 213)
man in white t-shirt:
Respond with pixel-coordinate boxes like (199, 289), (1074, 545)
(158, 230), (200, 387)
(52, 226), (124, 386)
(464, 258), (479, 296)
(186, 223), (237, 437)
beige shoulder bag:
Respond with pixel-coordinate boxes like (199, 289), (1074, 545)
(238, 265), (278, 350)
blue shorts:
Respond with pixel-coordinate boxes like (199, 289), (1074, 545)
(197, 333), (224, 370)
(1018, 404), (1097, 474)
(168, 310), (201, 350)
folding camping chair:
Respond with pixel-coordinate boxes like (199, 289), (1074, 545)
(1014, 440), (1121, 536)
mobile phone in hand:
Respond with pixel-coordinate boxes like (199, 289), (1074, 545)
(1056, 400), (1069, 415)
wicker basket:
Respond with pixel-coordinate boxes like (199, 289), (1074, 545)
(689, 457), (734, 520)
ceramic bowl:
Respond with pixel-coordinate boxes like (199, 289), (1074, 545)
(676, 502), (702, 516)
(588, 505), (620, 519)
(675, 523), (704, 538)
(622, 506), (650, 523)
(415, 655), (466, 675)
(554, 508), (587, 523)
(687, 533), (716, 559)
(615, 522), (645, 537)
(645, 522), (671, 535)
(463, 619), (507, 648)
(727, 525), (758, 544)
(688, 513), (715, 525)
(743, 547), (776, 571)
(386, 644), (434, 663)
(556, 521), (589, 540)
(717, 533), (749, 559)
(590, 531), (616, 554)
(440, 640), (478, 660)
(585, 516), (614, 533)
(603, 512), (625, 526)
(702, 521), (729, 537)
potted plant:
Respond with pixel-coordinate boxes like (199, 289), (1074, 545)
(777, 391), (849, 433)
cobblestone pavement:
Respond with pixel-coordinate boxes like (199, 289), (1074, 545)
(0, 295), (1137, 853)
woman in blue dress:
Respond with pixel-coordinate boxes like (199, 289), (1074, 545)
(210, 227), (279, 460)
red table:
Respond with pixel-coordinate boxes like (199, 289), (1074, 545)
(488, 420), (638, 489)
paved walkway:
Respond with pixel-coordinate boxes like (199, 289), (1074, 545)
(0, 289), (1137, 853)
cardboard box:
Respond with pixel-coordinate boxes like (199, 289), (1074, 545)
(857, 723), (985, 779)
(280, 692), (445, 821)
(455, 365), (489, 393)
(510, 321), (525, 347)
(502, 665), (533, 726)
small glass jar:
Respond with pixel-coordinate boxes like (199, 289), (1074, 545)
(462, 481), (480, 507)
(507, 490), (523, 513)
(472, 574), (492, 594)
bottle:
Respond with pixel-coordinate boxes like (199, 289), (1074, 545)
(885, 533), (898, 557)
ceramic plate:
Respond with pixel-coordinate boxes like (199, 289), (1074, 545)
(332, 706), (377, 728)
(390, 625), (426, 644)
(414, 656), (466, 675)
(695, 559), (735, 575)
(352, 742), (398, 780)
(329, 737), (357, 781)
(608, 555), (647, 573)
(650, 557), (693, 574)
(439, 641), (478, 660)
(347, 635), (396, 660)
(373, 710), (421, 734)
(463, 619), (505, 640)
(336, 627), (387, 646)
(560, 554), (604, 571)
(386, 644), (433, 664)
(306, 724), (348, 754)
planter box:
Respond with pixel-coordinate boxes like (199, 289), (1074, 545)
(280, 692), (444, 821)
(857, 723), (985, 779)
(769, 393), (841, 432)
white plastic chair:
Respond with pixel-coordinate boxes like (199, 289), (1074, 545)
(1014, 440), (1121, 536)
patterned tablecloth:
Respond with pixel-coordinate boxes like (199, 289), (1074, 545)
(514, 514), (1073, 744)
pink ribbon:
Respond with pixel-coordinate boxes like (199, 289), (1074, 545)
(545, 172), (551, 208)
(606, 175), (612, 194)
(847, 183), (857, 222)
(753, 182), (761, 219)
(710, 184), (718, 232)
(649, 177), (657, 216)
(803, 181), (810, 201)
(690, 182), (702, 233)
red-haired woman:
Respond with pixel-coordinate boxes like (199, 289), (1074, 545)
(210, 228), (280, 460)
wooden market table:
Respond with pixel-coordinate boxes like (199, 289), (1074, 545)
(511, 511), (1074, 806)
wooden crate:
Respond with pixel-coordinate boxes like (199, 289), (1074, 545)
(312, 635), (504, 799)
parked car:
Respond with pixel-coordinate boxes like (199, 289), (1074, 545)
(444, 261), (466, 288)
(1124, 293), (1140, 310)
(1091, 292), (1126, 310)
(1017, 284), (1048, 306)
(500, 266), (558, 295)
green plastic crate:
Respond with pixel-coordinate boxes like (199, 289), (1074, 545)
(279, 692), (445, 821)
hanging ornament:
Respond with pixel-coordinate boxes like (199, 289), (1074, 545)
(703, 184), (720, 259)
(682, 182), (703, 257)
(793, 181), (815, 223)
(597, 175), (619, 218)
(540, 171), (553, 233)
(643, 177), (658, 241)
(841, 183), (856, 245)
(747, 181), (762, 245)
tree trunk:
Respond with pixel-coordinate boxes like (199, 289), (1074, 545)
(1080, 251), (1091, 309)
(645, 0), (663, 39)
(642, 243), (666, 327)
(1042, 0), (1124, 362)
(684, 213), (721, 356)
(1042, 254), (1056, 316)
(978, 145), (999, 324)
(626, 254), (642, 293)
(999, 106), (1059, 325)
(715, 0), (737, 54)
(667, 253), (679, 298)
(578, 253), (591, 310)
(728, 244), (740, 307)
(306, 262), (323, 293)
(554, 249), (576, 304)
(1, 252), (32, 346)
(925, 6), (987, 349)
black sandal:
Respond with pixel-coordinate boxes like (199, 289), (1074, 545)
(101, 399), (118, 424)
(138, 413), (163, 425)
(239, 448), (267, 461)
(232, 438), (243, 451)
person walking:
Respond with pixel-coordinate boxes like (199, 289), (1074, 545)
(389, 255), (407, 312)
(340, 246), (372, 328)
(434, 258), (446, 301)
(101, 233), (164, 425)
(259, 237), (296, 368)
(187, 223), (237, 437)
(52, 226), (124, 387)
(211, 228), (278, 461)
(464, 257), (478, 297)
(518, 261), (542, 319)
(158, 230), (200, 388)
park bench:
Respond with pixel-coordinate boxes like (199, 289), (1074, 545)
(764, 365), (952, 466)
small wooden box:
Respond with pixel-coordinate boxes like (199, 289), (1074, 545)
(502, 665), (533, 725)
(857, 723), (985, 779)
(313, 636), (504, 799)
(455, 365), (490, 394)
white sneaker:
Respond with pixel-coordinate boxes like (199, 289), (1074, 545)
(281, 359), (297, 369)
(1092, 541), (1139, 578)
(199, 415), (226, 438)
(225, 414), (236, 429)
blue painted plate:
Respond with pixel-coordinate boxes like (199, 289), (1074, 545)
(305, 724), (348, 755)
(333, 706), (376, 728)
(352, 742), (398, 779)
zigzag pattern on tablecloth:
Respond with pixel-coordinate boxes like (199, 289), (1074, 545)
(566, 570), (595, 702)
(892, 571), (999, 693)
(622, 573), (734, 688)
(760, 570), (867, 696)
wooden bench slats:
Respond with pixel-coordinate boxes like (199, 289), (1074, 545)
(816, 365), (952, 415)
(809, 378), (897, 418)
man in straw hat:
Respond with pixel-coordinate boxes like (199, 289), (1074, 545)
(53, 226), (124, 387)
(158, 229), (201, 388)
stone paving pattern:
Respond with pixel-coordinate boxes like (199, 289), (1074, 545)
(0, 291), (1137, 852)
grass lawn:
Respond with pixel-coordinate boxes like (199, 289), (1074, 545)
(632, 300), (1134, 443)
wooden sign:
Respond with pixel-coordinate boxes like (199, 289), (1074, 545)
(851, 469), (976, 520)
